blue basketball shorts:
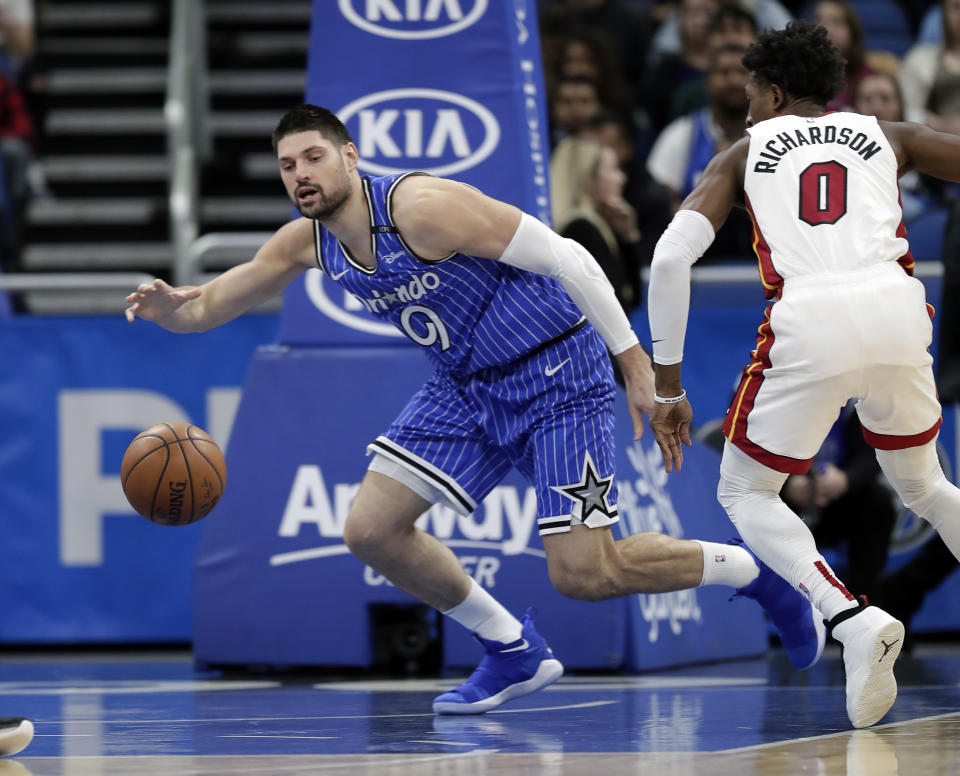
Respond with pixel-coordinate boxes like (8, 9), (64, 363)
(367, 324), (620, 536)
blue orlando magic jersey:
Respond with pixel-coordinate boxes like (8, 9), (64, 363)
(312, 173), (585, 377)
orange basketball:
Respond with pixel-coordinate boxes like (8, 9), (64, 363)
(120, 422), (227, 526)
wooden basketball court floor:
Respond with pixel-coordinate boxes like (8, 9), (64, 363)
(2, 644), (959, 775)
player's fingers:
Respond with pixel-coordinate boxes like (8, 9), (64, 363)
(174, 287), (202, 302)
(630, 407), (645, 440)
(124, 304), (138, 322)
(654, 432), (675, 472)
(672, 441), (684, 471)
(680, 421), (693, 447)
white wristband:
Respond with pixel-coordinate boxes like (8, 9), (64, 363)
(654, 390), (687, 404)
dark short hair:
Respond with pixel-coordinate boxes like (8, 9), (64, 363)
(741, 21), (846, 106)
(272, 104), (354, 152)
(710, 3), (757, 35)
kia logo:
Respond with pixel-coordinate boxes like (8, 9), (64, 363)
(338, 0), (487, 39)
(338, 88), (500, 176)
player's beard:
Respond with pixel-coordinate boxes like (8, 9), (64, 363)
(294, 167), (351, 221)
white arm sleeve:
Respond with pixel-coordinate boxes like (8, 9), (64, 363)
(498, 213), (639, 355)
(648, 210), (716, 365)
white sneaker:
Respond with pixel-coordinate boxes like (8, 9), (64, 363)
(833, 606), (905, 729)
(0, 718), (32, 756)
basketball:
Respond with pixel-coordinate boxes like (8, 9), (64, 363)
(120, 422), (227, 526)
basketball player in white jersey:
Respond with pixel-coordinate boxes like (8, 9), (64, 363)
(647, 20), (960, 728)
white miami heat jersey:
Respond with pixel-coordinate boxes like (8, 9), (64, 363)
(744, 112), (911, 298)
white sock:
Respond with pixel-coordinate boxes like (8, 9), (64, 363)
(442, 578), (523, 644)
(695, 540), (760, 588)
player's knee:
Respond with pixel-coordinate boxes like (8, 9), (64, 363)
(342, 513), (388, 561)
(717, 473), (744, 517)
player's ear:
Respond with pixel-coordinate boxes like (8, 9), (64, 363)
(771, 84), (786, 111)
(342, 142), (359, 170)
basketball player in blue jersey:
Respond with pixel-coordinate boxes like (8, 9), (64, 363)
(648, 22), (960, 727)
(126, 104), (823, 715)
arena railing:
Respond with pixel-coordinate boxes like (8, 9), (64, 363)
(167, 0), (210, 288)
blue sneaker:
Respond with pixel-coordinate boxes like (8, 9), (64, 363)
(729, 539), (826, 670)
(433, 609), (564, 714)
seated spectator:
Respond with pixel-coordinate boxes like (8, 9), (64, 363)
(554, 29), (629, 117)
(852, 71), (938, 220)
(670, 3), (759, 121)
(0, 0), (33, 77)
(900, 0), (960, 132)
(549, 74), (604, 147)
(542, 0), (652, 83)
(781, 403), (897, 605)
(649, 0), (791, 66)
(645, 44), (754, 258)
(550, 136), (642, 312)
(640, 0), (720, 133)
(0, 66), (33, 280)
(813, 0), (877, 111)
(578, 111), (673, 270)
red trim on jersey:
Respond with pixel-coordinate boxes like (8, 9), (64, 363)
(895, 188), (915, 276)
(861, 417), (942, 450)
(814, 561), (856, 601)
(744, 194), (783, 300)
(928, 302), (936, 321)
(721, 307), (815, 475)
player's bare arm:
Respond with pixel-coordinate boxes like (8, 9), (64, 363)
(392, 174), (655, 434)
(881, 120), (960, 182)
(125, 217), (316, 332)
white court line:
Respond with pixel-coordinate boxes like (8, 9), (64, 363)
(0, 680), (281, 696)
(407, 739), (477, 746)
(219, 735), (340, 740)
(41, 700), (616, 726)
(715, 709), (960, 754)
(312, 676), (766, 692)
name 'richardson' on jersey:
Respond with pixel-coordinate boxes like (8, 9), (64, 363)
(753, 122), (883, 173)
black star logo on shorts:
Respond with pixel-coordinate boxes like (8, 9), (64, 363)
(551, 453), (617, 523)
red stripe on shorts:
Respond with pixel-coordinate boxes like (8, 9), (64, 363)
(721, 308), (815, 475)
(896, 188), (915, 276)
(861, 417), (942, 451)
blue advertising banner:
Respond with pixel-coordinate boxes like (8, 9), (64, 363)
(278, 0), (551, 346)
(0, 315), (277, 643)
(193, 345), (765, 670)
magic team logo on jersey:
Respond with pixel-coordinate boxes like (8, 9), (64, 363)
(617, 439), (703, 643)
(338, 88), (501, 176)
(338, 0), (488, 39)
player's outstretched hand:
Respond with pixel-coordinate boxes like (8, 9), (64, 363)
(124, 278), (202, 323)
(649, 398), (693, 473)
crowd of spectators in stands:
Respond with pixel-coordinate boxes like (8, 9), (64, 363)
(539, 0), (960, 642)
(540, 0), (958, 284)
